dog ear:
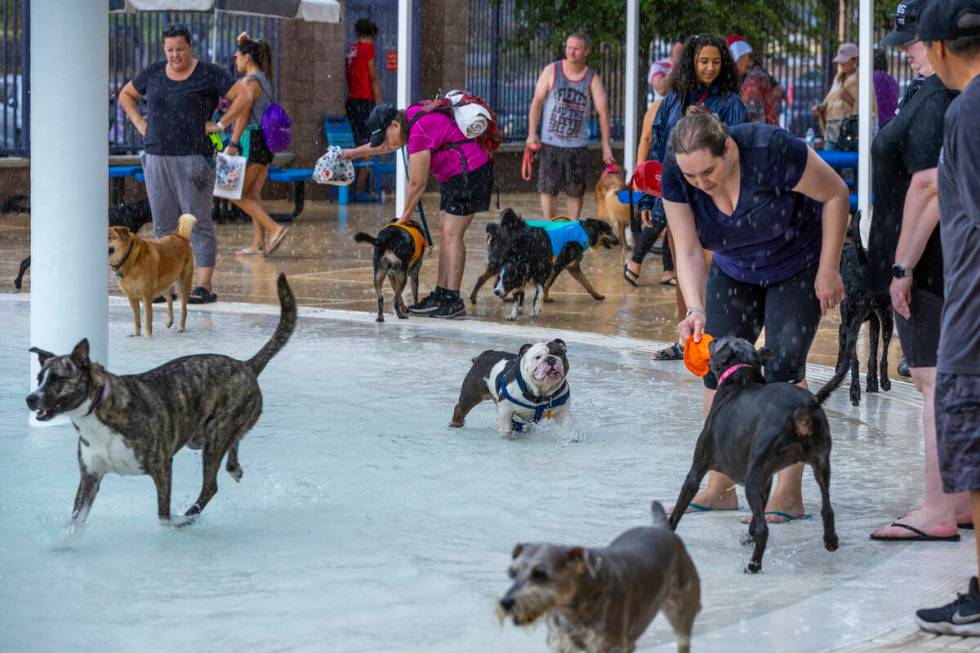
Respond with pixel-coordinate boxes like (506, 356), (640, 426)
(567, 547), (602, 578)
(29, 346), (55, 366)
(757, 347), (774, 365)
(70, 339), (90, 368)
(511, 543), (524, 560)
(518, 343), (534, 357)
(549, 339), (567, 355)
(486, 223), (498, 236)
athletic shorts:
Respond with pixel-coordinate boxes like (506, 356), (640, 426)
(893, 289), (943, 369)
(346, 99), (375, 146)
(438, 162), (493, 216)
(537, 144), (588, 198)
(702, 262), (822, 389)
(935, 372), (980, 493)
(246, 126), (273, 166)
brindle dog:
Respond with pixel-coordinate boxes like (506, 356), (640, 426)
(25, 273), (297, 527)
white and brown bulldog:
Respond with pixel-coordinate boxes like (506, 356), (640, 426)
(450, 339), (570, 436)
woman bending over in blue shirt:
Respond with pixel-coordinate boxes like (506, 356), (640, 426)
(663, 112), (848, 523)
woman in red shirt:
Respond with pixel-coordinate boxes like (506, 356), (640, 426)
(346, 19), (383, 197)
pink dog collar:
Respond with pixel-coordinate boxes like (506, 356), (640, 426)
(717, 363), (752, 386)
(604, 163), (618, 174)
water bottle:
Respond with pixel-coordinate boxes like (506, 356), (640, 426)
(805, 128), (816, 146)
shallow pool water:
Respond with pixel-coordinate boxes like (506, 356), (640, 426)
(0, 298), (957, 652)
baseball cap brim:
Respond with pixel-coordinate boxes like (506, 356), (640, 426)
(881, 28), (917, 47)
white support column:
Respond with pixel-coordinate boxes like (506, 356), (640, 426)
(624, 0), (639, 175)
(858, 0), (873, 247)
(395, 0), (412, 219)
(29, 0), (109, 423)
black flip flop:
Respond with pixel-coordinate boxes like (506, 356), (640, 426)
(623, 264), (639, 287)
(187, 286), (217, 304)
(959, 522), (975, 530)
(870, 521), (961, 542)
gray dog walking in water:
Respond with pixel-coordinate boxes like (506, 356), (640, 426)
(499, 501), (701, 653)
(26, 273), (297, 527)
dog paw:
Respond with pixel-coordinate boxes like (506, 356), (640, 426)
(543, 297), (555, 303)
(881, 378), (892, 391)
(739, 533), (756, 546)
(166, 320), (173, 329)
(177, 327), (185, 334)
(468, 295), (477, 305)
(376, 315), (385, 323)
(593, 294), (605, 301)
(825, 536), (839, 551)
(745, 560), (762, 574)
(866, 383), (879, 393)
(505, 313), (518, 321)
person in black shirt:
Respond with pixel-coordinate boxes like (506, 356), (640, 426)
(119, 23), (252, 303)
(914, 0), (980, 636)
(868, 0), (966, 543)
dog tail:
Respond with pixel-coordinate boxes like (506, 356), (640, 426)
(247, 273), (297, 376)
(650, 501), (670, 528)
(813, 315), (860, 406)
(353, 232), (377, 246)
(175, 214), (197, 241)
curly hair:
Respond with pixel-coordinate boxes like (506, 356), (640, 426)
(671, 34), (741, 102)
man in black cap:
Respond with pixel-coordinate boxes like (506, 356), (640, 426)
(869, 0), (965, 545)
(343, 102), (494, 319)
(913, 0), (980, 636)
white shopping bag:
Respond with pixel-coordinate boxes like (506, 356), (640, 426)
(313, 145), (355, 186)
(213, 152), (247, 200)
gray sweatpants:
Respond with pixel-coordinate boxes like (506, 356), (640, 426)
(142, 153), (217, 268)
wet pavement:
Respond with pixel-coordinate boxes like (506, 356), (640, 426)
(1, 193), (964, 653)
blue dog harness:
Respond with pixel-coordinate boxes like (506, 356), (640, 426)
(525, 220), (591, 261)
(496, 363), (571, 432)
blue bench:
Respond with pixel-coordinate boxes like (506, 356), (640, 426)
(324, 115), (396, 204)
(817, 149), (858, 171)
(267, 167), (313, 222)
(109, 165), (143, 205)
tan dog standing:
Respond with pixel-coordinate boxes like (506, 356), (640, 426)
(594, 163), (633, 249)
(107, 214), (195, 337)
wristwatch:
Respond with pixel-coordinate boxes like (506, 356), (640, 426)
(686, 307), (706, 318)
(229, 141), (240, 149)
(892, 264), (914, 279)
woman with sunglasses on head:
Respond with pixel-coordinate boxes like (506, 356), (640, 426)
(119, 23), (252, 304)
(626, 34), (747, 359)
(227, 32), (288, 257)
(663, 111), (849, 523)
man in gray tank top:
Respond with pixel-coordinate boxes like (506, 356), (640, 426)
(527, 32), (614, 218)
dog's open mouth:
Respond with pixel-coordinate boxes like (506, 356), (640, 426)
(34, 408), (56, 421)
(534, 368), (564, 381)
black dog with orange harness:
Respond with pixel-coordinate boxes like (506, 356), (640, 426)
(354, 220), (427, 322)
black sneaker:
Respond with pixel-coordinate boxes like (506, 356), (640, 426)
(408, 292), (442, 314)
(431, 298), (465, 319)
(916, 577), (980, 636)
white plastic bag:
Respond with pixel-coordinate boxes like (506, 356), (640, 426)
(213, 152), (246, 200)
(313, 145), (355, 186)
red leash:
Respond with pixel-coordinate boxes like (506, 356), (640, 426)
(521, 142), (541, 182)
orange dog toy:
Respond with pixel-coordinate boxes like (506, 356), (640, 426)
(684, 333), (714, 377)
(521, 142), (541, 181)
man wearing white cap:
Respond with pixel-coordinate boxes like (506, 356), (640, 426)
(814, 42), (877, 147)
(728, 37), (782, 124)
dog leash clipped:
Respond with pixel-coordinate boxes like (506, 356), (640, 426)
(400, 148), (434, 247)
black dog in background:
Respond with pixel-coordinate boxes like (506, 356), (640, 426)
(836, 221), (892, 406)
(13, 199), (154, 291)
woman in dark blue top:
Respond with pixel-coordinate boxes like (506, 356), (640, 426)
(626, 35), (747, 294)
(662, 112), (848, 522)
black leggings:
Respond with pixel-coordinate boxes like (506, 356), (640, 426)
(703, 261), (822, 389)
(630, 222), (674, 271)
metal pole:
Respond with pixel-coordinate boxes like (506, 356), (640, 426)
(624, 0), (639, 174)
(858, 0), (872, 247)
(395, 0), (412, 219)
(29, 0), (109, 425)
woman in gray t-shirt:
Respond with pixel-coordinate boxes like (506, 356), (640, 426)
(227, 33), (288, 257)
